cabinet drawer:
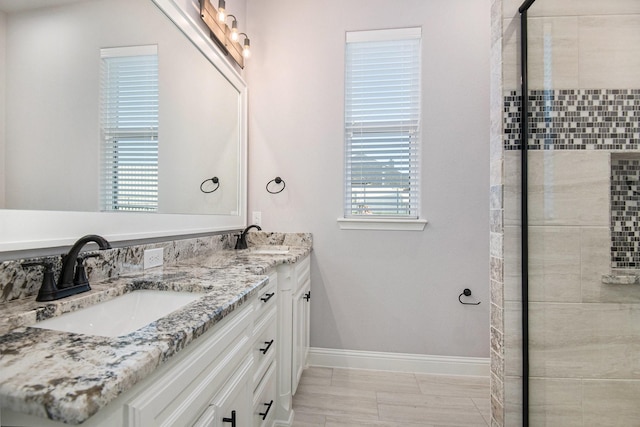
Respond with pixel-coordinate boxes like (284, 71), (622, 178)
(253, 272), (277, 325)
(253, 362), (277, 427)
(252, 306), (277, 387)
(125, 306), (253, 426)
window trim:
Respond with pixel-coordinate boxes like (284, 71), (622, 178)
(342, 27), (423, 225)
(337, 217), (427, 231)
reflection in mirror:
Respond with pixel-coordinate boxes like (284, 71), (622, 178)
(1, 0), (240, 215)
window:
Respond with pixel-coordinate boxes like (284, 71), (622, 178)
(343, 28), (422, 227)
(100, 45), (159, 212)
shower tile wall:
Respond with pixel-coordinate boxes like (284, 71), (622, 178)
(489, 0), (506, 424)
(492, 0), (640, 425)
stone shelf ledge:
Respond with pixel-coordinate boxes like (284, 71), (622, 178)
(601, 274), (640, 285)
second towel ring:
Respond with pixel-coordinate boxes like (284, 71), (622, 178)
(200, 177), (220, 193)
(266, 176), (286, 194)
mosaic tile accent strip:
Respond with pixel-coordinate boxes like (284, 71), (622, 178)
(611, 155), (640, 269)
(504, 89), (640, 150)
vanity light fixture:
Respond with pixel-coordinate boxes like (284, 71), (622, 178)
(200, 0), (251, 68)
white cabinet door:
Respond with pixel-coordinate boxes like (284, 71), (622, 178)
(301, 278), (311, 372)
(193, 355), (253, 427)
(252, 362), (277, 427)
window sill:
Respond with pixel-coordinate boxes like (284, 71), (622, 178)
(337, 218), (428, 231)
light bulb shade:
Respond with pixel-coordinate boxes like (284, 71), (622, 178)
(231, 21), (238, 41)
(217, 0), (226, 21)
(242, 38), (251, 58)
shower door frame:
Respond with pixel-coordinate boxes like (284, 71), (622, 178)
(517, 1), (536, 425)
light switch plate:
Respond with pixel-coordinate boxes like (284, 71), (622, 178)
(144, 248), (163, 269)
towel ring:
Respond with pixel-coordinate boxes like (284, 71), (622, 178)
(266, 176), (286, 194)
(200, 176), (220, 193)
(458, 288), (481, 305)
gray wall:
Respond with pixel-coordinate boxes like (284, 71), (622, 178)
(246, 0), (492, 357)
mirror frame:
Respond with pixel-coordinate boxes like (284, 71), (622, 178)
(0, 0), (247, 252)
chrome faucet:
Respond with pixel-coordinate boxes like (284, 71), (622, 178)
(234, 225), (262, 250)
(24, 234), (112, 302)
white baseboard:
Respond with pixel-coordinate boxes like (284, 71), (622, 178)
(307, 347), (489, 377)
(274, 410), (294, 427)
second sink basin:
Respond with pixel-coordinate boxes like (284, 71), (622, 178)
(32, 290), (202, 337)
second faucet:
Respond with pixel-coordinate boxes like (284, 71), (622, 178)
(235, 225), (261, 250)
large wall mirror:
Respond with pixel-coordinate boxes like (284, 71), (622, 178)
(0, 0), (248, 252)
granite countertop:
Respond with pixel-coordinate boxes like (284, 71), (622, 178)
(0, 246), (311, 425)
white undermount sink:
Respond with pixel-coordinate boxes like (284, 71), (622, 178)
(32, 290), (202, 337)
(249, 245), (290, 255)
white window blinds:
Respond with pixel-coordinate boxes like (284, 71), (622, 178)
(100, 45), (159, 212)
(344, 28), (421, 218)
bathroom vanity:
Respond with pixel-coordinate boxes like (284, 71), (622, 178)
(0, 238), (311, 427)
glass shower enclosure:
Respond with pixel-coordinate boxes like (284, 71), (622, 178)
(503, 0), (640, 425)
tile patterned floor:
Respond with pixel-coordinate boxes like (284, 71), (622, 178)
(292, 367), (490, 427)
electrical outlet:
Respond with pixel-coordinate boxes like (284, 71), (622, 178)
(144, 248), (163, 269)
(252, 211), (262, 226)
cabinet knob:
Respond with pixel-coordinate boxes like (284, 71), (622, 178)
(259, 400), (274, 420)
(260, 339), (274, 355)
(303, 291), (311, 301)
(260, 292), (275, 302)
(222, 410), (236, 426)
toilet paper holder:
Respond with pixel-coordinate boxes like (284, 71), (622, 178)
(458, 288), (481, 305)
